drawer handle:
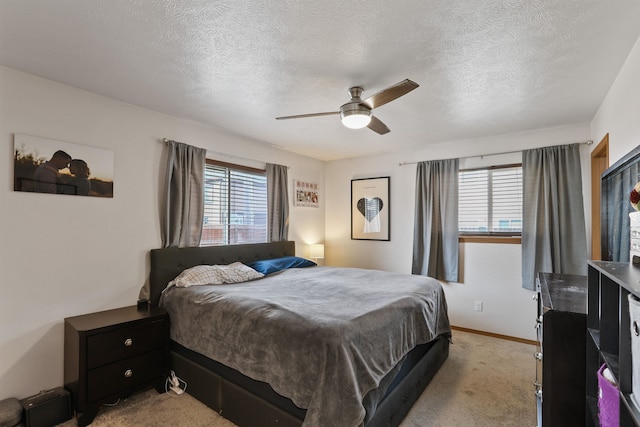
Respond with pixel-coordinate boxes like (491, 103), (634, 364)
(634, 321), (639, 337)
(124, 369), (133, 378)
(533, 381), (543, 398)
(534, 352), (543, 361)
(124, 338), (133, 347)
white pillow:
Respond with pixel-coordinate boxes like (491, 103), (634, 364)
(168, 262), (264, 288)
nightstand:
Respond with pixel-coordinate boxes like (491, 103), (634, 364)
(64, 305), (169, 427)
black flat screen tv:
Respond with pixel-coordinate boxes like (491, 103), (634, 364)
(601, 144), (640, 261)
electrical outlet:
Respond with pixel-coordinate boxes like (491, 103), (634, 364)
(474, 301), (483, 312)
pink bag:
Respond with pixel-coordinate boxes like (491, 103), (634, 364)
(598, 363), (619, 427)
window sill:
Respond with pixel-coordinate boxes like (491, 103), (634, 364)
(459, 236), (521, 244)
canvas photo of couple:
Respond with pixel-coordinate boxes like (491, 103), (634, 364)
(13, 134), (114, 198)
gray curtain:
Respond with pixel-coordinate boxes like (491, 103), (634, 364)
(521, 143), (587, 290)
(161, 140), (206, 248)
(412, 159), (459, 281)
(602, 161), (640, 261)
(266, 163), (289, 242)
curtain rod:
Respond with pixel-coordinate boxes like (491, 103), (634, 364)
(162, 138), (289, 169)
(397, 139), (593, 166)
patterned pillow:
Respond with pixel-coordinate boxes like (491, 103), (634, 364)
(169, 262), (264, 288)
(216, 262), (265, 283)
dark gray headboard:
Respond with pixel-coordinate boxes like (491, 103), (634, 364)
(149, 241), (295, 307)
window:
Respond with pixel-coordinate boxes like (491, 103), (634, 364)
(201, 160), (267, 246)
(459, 164), (522, 236)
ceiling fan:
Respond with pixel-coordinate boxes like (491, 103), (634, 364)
(275, 79), (419, 135)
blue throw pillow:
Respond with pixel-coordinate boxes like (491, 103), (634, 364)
(247, 256), (316, 275)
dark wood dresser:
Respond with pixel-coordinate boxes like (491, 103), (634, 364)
(64, 305), (169, 427)
(535, 272), (587, 427)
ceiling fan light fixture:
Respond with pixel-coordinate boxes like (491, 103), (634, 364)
(340, 105), (372, 129)
(275, 80), (418, 135)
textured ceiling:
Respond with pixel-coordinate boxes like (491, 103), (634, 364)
(1, 1), (640, 161)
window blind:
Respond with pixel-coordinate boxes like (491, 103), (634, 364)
(201, 161), (267, 246)
(459, 164), (522, 235)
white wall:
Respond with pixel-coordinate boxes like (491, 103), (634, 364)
(591, 36), (640, 165)
(0, 66), (325, 400)
(325, 123), (592, 341)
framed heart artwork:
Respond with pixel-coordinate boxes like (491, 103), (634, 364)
(351, 176), (390, 241)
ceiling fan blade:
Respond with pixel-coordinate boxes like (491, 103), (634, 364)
(363, 79), (419, 109)
(276, 111), (340, 120)
(367, 116), (390, 135)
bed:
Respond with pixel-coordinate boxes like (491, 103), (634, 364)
(148, 241), (450, 427)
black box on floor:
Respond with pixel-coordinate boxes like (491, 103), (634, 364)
(20, 387), (71, 427)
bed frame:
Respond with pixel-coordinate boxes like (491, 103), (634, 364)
(149, 241), (449, 427)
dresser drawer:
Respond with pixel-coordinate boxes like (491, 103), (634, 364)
(87, 319), (165, 369)
(86, 350), (164, 402)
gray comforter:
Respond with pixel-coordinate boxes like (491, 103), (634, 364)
(161, 266), (450, 427)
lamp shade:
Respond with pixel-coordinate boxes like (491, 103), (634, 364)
(340, 103), (372, 129)
(341, 112), (371, 129)
(309, 244), (325, 259)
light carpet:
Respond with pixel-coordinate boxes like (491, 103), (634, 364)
(57, 330), (536, 427)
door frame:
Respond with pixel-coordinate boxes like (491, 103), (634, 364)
(590, 134), (609, 260)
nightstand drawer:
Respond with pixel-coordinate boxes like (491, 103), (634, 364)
(87, 350), (164, 402)
(87, 319), (165, 369)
